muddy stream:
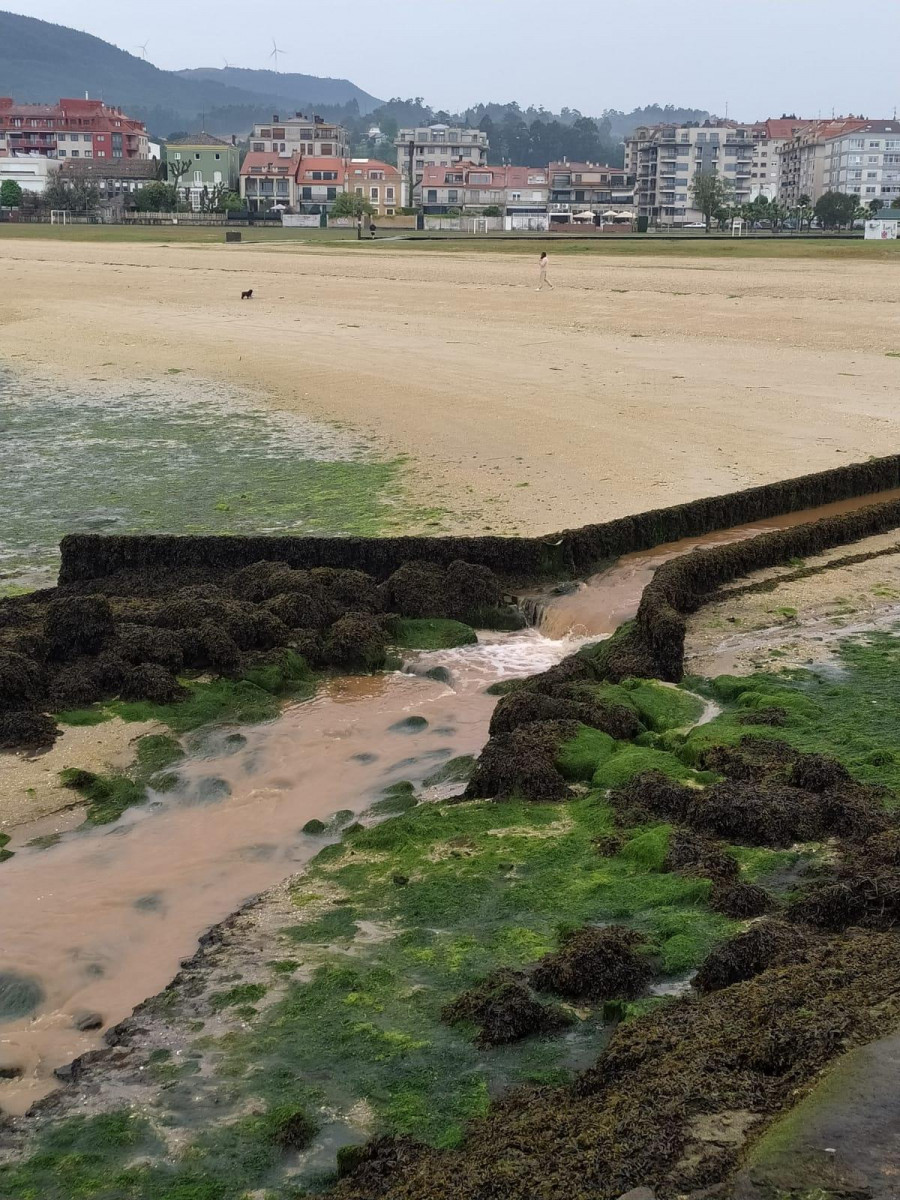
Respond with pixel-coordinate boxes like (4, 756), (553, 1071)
(2, 487), (898, 1115)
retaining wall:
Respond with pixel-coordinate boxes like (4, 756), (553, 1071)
(636, 495), (900, 682)
(58, 452), (900, 588)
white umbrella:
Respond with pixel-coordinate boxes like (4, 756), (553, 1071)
(573, 210), (596, 220)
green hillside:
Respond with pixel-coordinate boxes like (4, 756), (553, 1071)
(0, 11), (382, 136)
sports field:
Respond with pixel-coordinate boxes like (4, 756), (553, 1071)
(1, 232), (899, 533)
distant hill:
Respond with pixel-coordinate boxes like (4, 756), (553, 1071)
(0, 11), (382, 136)
(177, 67), (381, 116)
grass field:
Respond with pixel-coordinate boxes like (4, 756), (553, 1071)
(2, 221), (899, 259)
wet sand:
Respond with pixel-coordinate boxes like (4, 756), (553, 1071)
(2, 240), (900, 534)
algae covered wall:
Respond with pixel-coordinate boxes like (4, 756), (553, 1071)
(637, 495), (900, 682)
(58, 452), (900, 587)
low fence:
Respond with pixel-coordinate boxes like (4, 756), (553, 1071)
(59, 451), (900, 589)
(423, 216), (504, 233)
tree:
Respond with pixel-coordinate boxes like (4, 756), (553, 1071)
(330, 190), (374, 219)
(42, 178), (100, 213)
(814, 190), (857, 230)
(0, 179), (22, 207)
(166, 156), (193, 191)
(133, 181), (178, 212)
(690, 171), (734, 231)
(869, 197), (884, 214)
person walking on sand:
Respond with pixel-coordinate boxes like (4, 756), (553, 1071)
(537, 251), (553, 291)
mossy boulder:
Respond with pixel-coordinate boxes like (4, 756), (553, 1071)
(322, 613), (388, 671)
(532, 925), (651, 1002)
(555, 725), (617, 781)
(44, 594), (114, 660)
(442, 968), (572, 1047)
(593, 746), (698, 790)
(387, 618), (477, 650)
(0, 651), (46, 711)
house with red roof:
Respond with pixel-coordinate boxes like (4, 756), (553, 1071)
(240, 154), (401, 215)
(0, 97), (148, 161)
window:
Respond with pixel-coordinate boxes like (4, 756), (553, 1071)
(195, 153), (201, 160)
(58, 148), (67, 157)
(84, 150), (92, 158)
(849, 138), (864, 149)
(386, 187), (395, 201)
(868, 155), (880, 163)
(868, 140), (881, 148)
(326, 187), (336, 200)
(865, 186), (876, 193)
(311, 171), (322, 180)
(213, 171), (222, 184)
(215, 152), (221, 160)
(302, 186), (311, 200)
(71, 149), (79, 157)
(84, 134), (91, 142)
(273, 128), (285, 138)
(370, 187), (378, 200)
(252, 142), (264, 152)
(427, 189), (438, 203)
(98, 150), (106, 157)
(320, 144), (332, 155)
(193, 171), (203, 184)
(260, 128), (271, 138)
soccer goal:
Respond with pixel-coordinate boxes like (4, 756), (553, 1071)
(731, 217), (744, 238)
(50, 210), (70, 225)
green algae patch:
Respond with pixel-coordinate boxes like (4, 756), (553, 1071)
(389, 618), (478, 650)
(239, 649), (315, 697)
(555, 725), (616, 781)
(187, 793), (732, 1166)
(0, 368), (444, 591)
(59, 732), (185, 825)
(681, 633), (900, 795)
(592, 745), (700, 789)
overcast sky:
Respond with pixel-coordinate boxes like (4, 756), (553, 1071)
(10, 0), (900, 119)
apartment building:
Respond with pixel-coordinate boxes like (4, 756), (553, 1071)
(777, 118), (866, 205)
(248, 114), (348, 159)
(626, 121), (759, 223)
(240, 155), (401, 215)
(395, 124), (489, 205)
(548, 161), (634, 217)
(419, 164), (549, 215)
(0, 97), (148, 160)
(747, 118), (813, 199)
(823, 120), (900, 205)
(240, 152), (298, 211)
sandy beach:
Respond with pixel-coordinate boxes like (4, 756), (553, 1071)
(1, 238), (899, 534)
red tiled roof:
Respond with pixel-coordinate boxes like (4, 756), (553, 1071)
(762, 118), (814, 140)
(239, 151), (299, 175)
(296, 156), (346, 183)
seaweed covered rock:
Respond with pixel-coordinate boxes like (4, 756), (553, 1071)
(156, 594), (245, 632)
(0, 651), (46, 711)
(119, 664), (184, 705)
(226, 607), (290, 652)
(380, 561), (447, 618)
(738, 706), (788, 727)
(663, 828), (739, 881)
(692, 780), (824, 848)
(587, 620), (662, 683)
(113, 624), (184, 673)
(0, 710), (59, 751)
(265, 591), (329, 631)
(709, 880), (772, 919)
(230, 560), (302, 604)
(443, 560), (502, 620)
(693, 920), (812, 993)
(322, 613), (388, 671)
(489, 690), (586, 737)
(465, 720), (577, 802)
(442, 968), (572, 1047)
(532, 925), (651, 1002)
(609, 771), (697, 826)
(310, 567), (383, 617)
(334, 1135), (426, 1188)
(698, 737), (798, 784)
(44, 594), (114, 660)
(788, 863), (900, 932)
(788, 752), (852, 794)
(178, 623), (242, 672)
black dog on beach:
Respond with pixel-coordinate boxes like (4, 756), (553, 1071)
(241, 288), (253, 300)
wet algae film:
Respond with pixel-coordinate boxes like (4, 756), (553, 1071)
(0, 368), (442, 594)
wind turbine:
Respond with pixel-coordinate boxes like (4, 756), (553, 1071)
(223, 56), (233, 69)
(137, 41), (149, 60)
(269, 39), (286, 73)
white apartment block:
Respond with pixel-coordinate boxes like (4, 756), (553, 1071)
(776, 118), (870, 206)
(627, 122), (759, 223)
(249, 113), (348, 159)
(394, 124), (489, 205)
(824, 120), (900, 205)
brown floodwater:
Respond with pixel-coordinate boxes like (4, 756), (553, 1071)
(531, 486), (900, 639)
(2, 484), (899, 1114)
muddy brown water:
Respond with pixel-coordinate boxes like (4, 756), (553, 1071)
(2, 485), (899, 1115)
